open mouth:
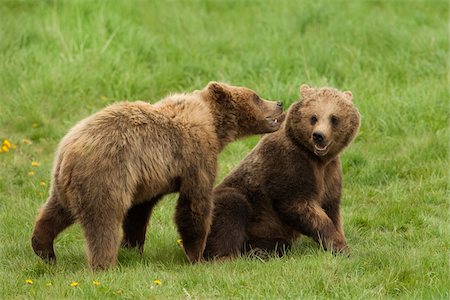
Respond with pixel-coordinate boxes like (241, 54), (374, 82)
(266, 117), (279, 127)
(313, 142), (331, 156)
(265, 113), (285, 127)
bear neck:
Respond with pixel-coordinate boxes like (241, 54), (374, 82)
(202, 94), (238, 151)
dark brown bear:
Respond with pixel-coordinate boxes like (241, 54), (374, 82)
(204, 84), (360, 260)
(31, 82), (283, 270)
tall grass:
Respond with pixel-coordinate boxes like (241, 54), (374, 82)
(0, 0), (448, 298)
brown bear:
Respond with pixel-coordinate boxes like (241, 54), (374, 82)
(31, 82), (284, 270)
(204, 84), (360, 260)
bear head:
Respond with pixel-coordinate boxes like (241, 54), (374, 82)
(204, 82), (284, 139)
(285, 84), (360, 159)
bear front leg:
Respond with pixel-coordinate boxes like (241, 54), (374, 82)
(175, 176), (213, 263)
(121, 199), (159, 252)
(323, 201), (348, 251)
(276, 200), (347, 254)
(322, 160), (348, 253)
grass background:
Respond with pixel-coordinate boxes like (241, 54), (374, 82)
(0, 0), (448, 299)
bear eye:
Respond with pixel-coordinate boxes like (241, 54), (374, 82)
(310, 116), (318, 125)
(331, 115), (339, 126)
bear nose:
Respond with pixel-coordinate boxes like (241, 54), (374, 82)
(277, 101), (283, 108)
(313, 132), (324, 142)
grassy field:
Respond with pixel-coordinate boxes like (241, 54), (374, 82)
(0, 0), (448, 299)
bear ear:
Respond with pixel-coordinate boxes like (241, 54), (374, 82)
(299, 84), (312, 98)
(207, 81), (231, 102)
(207, 81), (223, 91)
(343, 90), (353, 101)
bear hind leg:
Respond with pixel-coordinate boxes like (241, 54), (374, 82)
(31, 193), (75, 263)
(204, 188), (251, 260)
(79, 208), (123, 270)
(246, 238), (291, 259)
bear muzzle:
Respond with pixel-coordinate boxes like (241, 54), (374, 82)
(312, 131), (331, 156)
(263, 101), (284, 129)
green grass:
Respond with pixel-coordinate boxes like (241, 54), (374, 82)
(0, 0), (448, 298)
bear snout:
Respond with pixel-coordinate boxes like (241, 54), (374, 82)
(312, 131), (325, 143)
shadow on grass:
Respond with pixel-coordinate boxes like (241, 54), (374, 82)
(24, 242), (188, 276)
(26, 252), (88, 276)
(117, 245), (188, 269)
(24, 236), (346, 277)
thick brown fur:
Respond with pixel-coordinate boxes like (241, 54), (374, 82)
(204, 84), (360, 260)
(31, 82), (284, 270)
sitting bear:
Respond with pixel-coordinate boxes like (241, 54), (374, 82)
(204, 84), (360, 260)
(31, 82), (284, 269)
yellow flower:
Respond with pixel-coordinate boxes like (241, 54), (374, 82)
(1, 145), (9, 152)
(153, 279), (162, 285)
(92, 280), (100, 286)
(46, 282), (52, 287)
(3, 139), (11, 148)
(31, 161), (40, 167)
(70, 281), (79, 287)
(177, 239), (183, 247)
(32, 123), (39, 128)
(25, 279), (33, 285)
(40, 181), (46, 187)
(28, 171), (35, 176)
(23, 139), (32, 145)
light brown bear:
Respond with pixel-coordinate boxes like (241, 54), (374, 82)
(204, 84), (360, 260)
(31, 82), (283, 270)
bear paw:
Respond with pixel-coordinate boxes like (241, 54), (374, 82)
(31, 235), (56, 263)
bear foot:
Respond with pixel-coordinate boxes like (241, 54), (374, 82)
(31, 235), (56, 263)
(330, 240), (351, 256)
(120, 239), (144, 253)
(247, 248), (271, 261)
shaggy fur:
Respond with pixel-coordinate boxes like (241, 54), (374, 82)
(204, 84), (360, 260)
(31, 82), (284, 270)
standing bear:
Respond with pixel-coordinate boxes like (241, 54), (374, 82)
(31, 82), (284, 270)
(204, 84), (360, 260)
